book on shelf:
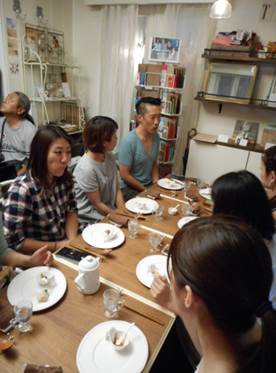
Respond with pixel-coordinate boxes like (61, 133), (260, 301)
(161, 91), (181, 114)
(159, 139), (175, 162)
(158, 117), (177, 139)
(137, 63), (185, 89)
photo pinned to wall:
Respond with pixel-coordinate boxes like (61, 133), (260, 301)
(6, 17), (20, 76)
(149, 37), (181, 63)
(47, 30), (64, 64)
(233, 120), (259, 146)
(25, 24), (46, 62)
(6, 18), (18, 57)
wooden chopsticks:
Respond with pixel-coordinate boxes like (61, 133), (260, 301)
(116, 212), (146, 220)
(69, 242), (108, 261)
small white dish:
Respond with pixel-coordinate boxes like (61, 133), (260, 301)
(7, 267), (67, 312)
(82, 223), (125, 249)
(105, 327), (130, 351)
(168, 207), (177, 216)
(76, 320), (148, 373)
(177, 216), (198, 229)
(136, 255), (167, 288)
(125, 197), (159, 215)
(199, 187), (212, 201)
(157, 178), (183, 190)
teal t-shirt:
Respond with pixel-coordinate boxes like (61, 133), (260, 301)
(118, 129), (160, 188)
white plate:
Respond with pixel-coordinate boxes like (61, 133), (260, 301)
(76, 320), (148, 373)
(177, 216), (198, 229)
(157, 178), (183, 190)
(199, 187), (212, 201)
(136, 255), (168, 288)
(125, 197), (159, 215)
(7, 267), (67, 312)
(82, 223), (125, 250)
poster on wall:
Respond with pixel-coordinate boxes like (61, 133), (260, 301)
(149, 37), (181, 63)
(6, 18), (18, 57)
(6, 17), (19, 74)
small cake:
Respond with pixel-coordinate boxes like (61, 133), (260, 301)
(103, 228), (116, 242)
(37, 288), (49, 303)
(39, 272), (49, 286)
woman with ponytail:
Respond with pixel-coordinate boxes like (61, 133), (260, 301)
(168, 216), (276, 372)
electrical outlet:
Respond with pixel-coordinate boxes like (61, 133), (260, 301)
(259, 2), (274, 22)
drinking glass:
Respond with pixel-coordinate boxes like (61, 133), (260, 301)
(103, 289), (124, 318)
(13, 299), (33, 333)
(154, 206), (164, 221)
(148, 232), (163, 253)
(128, 219), (139, 239)
(183, 180), (192, 200)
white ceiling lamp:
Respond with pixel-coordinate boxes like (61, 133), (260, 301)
(209, 0), (232, 19)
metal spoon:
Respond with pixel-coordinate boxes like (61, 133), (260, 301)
(115, 322), (135, 346)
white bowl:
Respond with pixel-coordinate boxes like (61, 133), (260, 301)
(105, 327), (130, 351)
(168, 207), (177, 216)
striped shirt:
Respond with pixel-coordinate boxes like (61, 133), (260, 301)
(3, 172), (77, 250)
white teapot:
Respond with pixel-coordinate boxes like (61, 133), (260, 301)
(74, 255), (100, 295)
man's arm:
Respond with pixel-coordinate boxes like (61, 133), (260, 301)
(119, 164), (146, 192)
(151, 160), (159, 184)
(2, 245), (53, 267)
(65, 211), (79, 241)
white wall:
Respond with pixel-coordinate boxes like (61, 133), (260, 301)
(0, 0), (72, 94)
(71, 0), (102, 118)
(197, 0), (276, 142)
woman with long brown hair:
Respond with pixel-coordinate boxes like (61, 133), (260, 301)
(3, 125), (78, 253)
(168, 216), (276, 372)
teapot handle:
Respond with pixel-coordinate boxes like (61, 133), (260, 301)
(74, 273), (85, 291)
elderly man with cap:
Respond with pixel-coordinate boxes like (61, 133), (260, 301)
(0, 91), (36, 176)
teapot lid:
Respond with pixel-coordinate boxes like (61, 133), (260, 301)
(79, 255), (99, 270)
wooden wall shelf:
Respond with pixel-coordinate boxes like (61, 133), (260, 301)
(193, 133), (264, 154)
(195, 93), (276, 113)
(202, 48), (276, 63)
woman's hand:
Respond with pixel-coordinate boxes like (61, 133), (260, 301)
(150, 275), (171, 309)
(29, 245), (53, 266)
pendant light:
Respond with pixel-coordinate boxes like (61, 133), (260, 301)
(209, 0), (232, 19)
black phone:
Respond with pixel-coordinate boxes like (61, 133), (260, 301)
(55, 247), (89, 264)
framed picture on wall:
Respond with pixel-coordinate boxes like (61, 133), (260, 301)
(204, 62), (258, 104)
(149, 37), (181, 63)
(24, 24), (46, 62)
(232, 120), (259, 145)
(47, 30), (64, 64)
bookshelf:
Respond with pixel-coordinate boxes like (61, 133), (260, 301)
(135, 62), (185, 171)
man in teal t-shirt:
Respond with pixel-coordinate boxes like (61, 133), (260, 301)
(118, 97), (161, 201)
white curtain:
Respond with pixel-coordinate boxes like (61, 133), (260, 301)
(142, 4), (216, 174)
(98, 5), (138, 140)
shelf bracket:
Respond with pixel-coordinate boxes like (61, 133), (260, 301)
(218, 103), (223, 114)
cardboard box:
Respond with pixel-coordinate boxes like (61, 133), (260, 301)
(146, 64), (162, 86)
